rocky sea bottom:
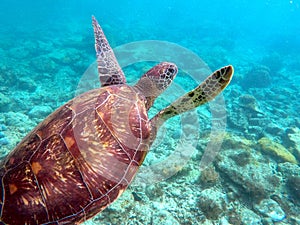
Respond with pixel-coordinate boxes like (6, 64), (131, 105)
(0, 24), (300, 225)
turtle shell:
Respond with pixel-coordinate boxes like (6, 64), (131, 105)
(0, 85), (151, 224)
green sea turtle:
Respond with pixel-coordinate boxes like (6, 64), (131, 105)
(0, 16), (233, 224)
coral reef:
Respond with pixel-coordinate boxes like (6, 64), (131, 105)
(216, 148), (281, 200)
(240, 65), (271, 89)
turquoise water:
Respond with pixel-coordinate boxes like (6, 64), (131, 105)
(0, 0), (300, 224)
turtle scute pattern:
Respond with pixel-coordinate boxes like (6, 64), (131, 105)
(0, 85), (151, 225)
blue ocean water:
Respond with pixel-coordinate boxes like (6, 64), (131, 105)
(0, 0), (300, 224)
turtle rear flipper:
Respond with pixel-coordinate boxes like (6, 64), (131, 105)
(92, 16), (126, 86)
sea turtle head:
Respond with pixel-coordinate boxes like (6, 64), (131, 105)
(134, 62), (178, 110)
(144, 62), (178, 91)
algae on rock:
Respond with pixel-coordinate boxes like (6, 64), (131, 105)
(258, 137), (298, 164)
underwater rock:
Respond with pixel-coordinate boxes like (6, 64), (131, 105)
(0, 124), (7, 131)
(0, 131), (4, 138)
(0, 127), (9, 146)
(145, 184), (165, 200)
(227, 97), (267, 138)
(290, 217), (300, 225)
(227, 149), (251, 167)
(198, 188), (226, 220)
(28, 105), (53, 119)
(261, 52), (283, 73)
(203, 45), (229, 69)
(49, 48), (82, 65)
(296, 118), (300, 127)
(240, 208), (262, 225)
(0, 137), (9, 146)
(248, 118), (263, 127)
(199, 165), (219, 187)
(30, 55), (57, 73)
(5, 112), (30, 126)
(131, 191), (143, 201)
(198, 220), (214, 225)
(265, 123), (283, 136)
(278, 163), (300, 201)
(254, 199), (285, 222)
(286, 176), (300, 199)
(17, 77), (37, 92)
(227, 210), (243, 225)
(0, 93), (10, 112)
(7, 46), (30, 59)
(285, 127), (300, 160)
(277, 162), (300, 177)
(238, 94), (263, 115)
(152, 203), (180, 225)
(219, 217), (232, 225)
(240, 65), (271, 89)
(258, 137), (297, 164)
(239, 94), (256, 106)
(220, 133), (253, 151)
(248, 126), (264, 137)
(216, 149), (281, 199)
(3, 112), (36, 148)
(227, 106), (249, 132)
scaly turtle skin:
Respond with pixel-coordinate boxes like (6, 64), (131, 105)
(0, 16), (233, 225)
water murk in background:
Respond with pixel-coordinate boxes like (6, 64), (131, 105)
(0, 0), (300, 224)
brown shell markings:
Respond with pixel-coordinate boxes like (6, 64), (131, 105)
(0, 85), (151, 224)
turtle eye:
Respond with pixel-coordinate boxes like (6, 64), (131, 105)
(168, 68), (175, 74)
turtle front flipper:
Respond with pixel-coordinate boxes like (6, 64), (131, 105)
(92, 16), (126, 86)
(152, 65), (234, 126)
